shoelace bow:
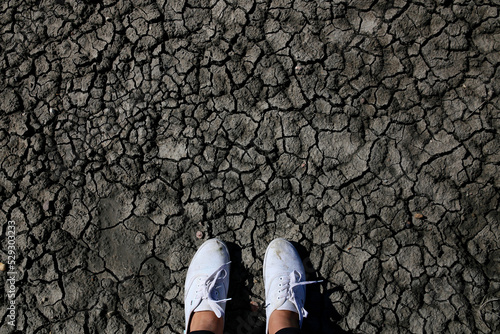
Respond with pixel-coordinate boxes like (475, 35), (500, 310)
(194, 262), (231, 318)
(277, 270), (323, 322)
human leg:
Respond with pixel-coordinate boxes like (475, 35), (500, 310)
(189, 311), (223, 334)
(269, 310), (299, 334)
(184, 239), (231, 334)
(275, 328), (302, 334)
(264, 238), (322, 334)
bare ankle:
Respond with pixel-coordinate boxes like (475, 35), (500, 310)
(268, 310), (299, 334)
(189, 311), (224, 334)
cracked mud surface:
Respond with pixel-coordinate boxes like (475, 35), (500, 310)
(0, 0), (499, 333)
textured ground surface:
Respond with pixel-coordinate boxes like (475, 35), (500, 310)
(1, 0), (499, 333)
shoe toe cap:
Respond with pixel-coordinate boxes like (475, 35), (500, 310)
(265, 239), (304, 274)
(194, 239), (230, 265)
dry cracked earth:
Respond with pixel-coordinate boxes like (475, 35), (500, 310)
(0, 0), (499, 333)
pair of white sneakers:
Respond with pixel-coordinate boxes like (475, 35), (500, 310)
(184, 238), (321, 333)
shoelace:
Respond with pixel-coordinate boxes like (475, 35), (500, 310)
(276, 270), (323, 323)
(194, 262), (231, 318)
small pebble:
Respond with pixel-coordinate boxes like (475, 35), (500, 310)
(250, 301), (259, 312)
(106, 311), (117, 319)
(0, 262), (6, 271)
(414, 213), (424, 219)
(134, 234), (146, 244)
(196, 231), (204, 239)
(43, 201), (50, 211)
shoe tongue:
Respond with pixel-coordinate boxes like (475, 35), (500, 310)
(193, 282), (225, 314)
(275, 272), (304, 315)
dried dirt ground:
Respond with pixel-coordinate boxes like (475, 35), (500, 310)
(0, 0), (499, 333)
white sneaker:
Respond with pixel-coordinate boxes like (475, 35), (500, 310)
(184, 239), (231, 333)
(263, 238), (322, 334)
